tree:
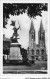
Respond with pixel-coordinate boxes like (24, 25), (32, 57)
(21, 48), (28, 64)
(3, 3), (48, 28)
(3, 41), (10, 60)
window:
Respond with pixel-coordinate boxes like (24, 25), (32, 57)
(41, 50), (44, 55)
(36, 50), (39, 55)
(32, 35), (34, 39)
(32, 49), (34, 55)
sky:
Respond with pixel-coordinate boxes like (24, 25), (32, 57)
(3, 11), (48, 49)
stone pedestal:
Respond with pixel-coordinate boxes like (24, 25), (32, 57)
(9, 43), (22, 60)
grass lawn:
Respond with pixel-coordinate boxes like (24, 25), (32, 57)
(3, 60), (47, 74)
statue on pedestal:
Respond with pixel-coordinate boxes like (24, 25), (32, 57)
(9, 21), (22, 61)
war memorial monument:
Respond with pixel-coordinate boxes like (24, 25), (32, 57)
(9, 21), (22, 62)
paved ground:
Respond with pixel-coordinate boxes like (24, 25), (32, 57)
(3, 61), (47, 74)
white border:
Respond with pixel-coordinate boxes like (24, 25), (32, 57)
(0, 0), (50, 78)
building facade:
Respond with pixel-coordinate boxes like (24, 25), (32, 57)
(27, 18), (47, 61)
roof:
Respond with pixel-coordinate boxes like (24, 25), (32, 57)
(36, 44), (40, 48)
(39, 20), (44, 31)
(30, 18), (34, 31)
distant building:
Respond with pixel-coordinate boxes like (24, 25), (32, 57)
(3, 34), (11, 42)
(27, 18), (47, 61)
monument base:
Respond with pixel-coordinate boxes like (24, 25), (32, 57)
(9, 43), (22, 61)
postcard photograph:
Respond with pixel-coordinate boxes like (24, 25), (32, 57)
(2, 2), (48, 74)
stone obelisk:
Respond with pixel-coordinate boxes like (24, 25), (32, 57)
(9, 21), (22, 61)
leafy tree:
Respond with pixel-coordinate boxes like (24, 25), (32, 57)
(3, 41), (10, 55)
(21, 48), (28, 63)
(3, 3), (48, 28)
